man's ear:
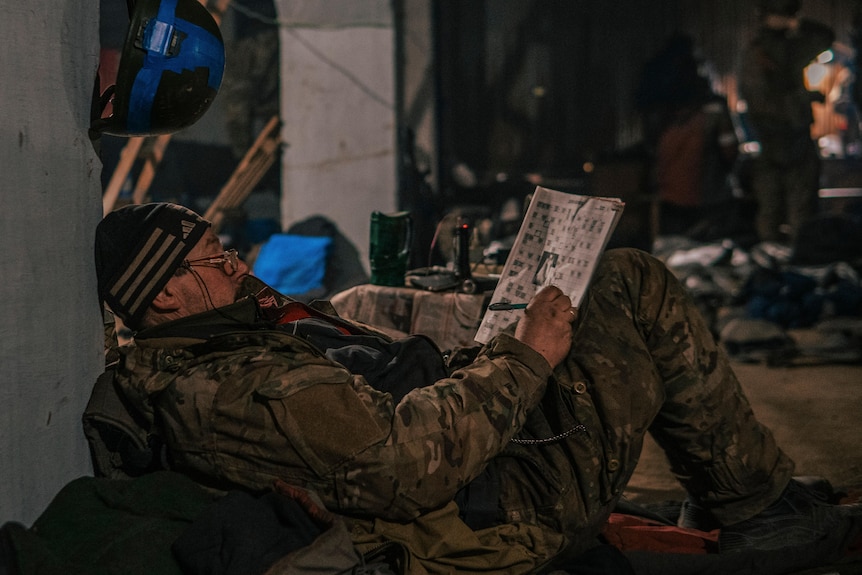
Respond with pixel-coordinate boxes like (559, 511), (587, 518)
(150, 282), (182, 313)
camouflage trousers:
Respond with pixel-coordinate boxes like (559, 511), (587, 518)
(750, 138), (820, 242)
(488, 248), (794, 557)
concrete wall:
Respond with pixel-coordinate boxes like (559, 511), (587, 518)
(0, 0), (398, 525)
(0, 2), (103, 524)
(276, 0), (396, 269)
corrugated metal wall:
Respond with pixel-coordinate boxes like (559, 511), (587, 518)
(433, 0), (857, 183)
(572, 0), (855, 154)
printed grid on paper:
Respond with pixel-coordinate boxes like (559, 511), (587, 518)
(474, 187), (623, 344)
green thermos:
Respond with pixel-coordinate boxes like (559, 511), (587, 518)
(369, 211), (412, 286)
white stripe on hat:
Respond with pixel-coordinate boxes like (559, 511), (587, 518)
(109, 226), (186, 318)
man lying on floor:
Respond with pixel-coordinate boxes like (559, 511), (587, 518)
(89, 202), (861, 574)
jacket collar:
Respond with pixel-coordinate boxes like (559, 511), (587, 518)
(135, 297), (266, 341)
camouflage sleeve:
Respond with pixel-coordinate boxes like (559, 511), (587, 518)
(334, 333), (552, 520)
(278, 335), (551, 521)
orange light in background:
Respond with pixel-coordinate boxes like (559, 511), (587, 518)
(805, 63), (830, 90)
(804, 50), (834, 90)
(804, 49), (848, 143)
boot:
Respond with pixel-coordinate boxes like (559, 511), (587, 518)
(680, 478), (862, 553)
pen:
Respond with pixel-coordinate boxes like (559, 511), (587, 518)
(487, 302), (528, 311)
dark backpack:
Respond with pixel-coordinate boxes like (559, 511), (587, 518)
(82, 362), (165, 479)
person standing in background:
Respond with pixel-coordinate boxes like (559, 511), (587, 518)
(221, 0), (280, 160)
(739, 0), (834, 243)
(637, 33), (739, 239)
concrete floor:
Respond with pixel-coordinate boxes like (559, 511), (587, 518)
(625, 354), (862, 505)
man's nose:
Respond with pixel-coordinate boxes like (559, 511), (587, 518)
(237, 257), (251, 275)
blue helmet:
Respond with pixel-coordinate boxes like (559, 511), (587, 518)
(92, 0), (225, 136)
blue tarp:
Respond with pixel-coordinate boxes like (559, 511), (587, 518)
(253, 234), (332, 296)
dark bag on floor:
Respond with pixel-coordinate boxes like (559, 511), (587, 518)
(82, 362), (165, 479)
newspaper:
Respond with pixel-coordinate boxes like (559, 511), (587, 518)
(330, 284), (489, 351)
(474, 186), (624, 344)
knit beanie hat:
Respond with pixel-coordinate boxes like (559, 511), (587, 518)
(760, 0), (801, 17)
(95, 203), (209, 329)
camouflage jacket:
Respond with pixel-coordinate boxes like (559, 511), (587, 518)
(739, 19), (835, 146)
(112, 249), (793, 573)
(114, 296), (568, 573)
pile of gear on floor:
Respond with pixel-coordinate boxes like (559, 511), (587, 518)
(652, 217), (862, 366)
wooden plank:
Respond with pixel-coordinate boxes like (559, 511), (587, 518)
(102, 136), (144, 216)
(204, 115), (282, 231)
(132, 134), (172, 204)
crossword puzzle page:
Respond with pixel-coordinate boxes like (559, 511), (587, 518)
(475, 186), (624, 344)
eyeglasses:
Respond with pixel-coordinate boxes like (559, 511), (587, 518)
(183, 249), (239, 275)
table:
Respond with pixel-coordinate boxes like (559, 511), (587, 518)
(330, 284), (491, 350)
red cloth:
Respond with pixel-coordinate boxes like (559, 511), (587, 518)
(274, 302), (354, 335)
(601, 513), (719, 554)
(273, 479), (338, 529)
(655, 109), (707, 207)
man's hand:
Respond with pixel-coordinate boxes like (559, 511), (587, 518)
(514, 285), (576, 369)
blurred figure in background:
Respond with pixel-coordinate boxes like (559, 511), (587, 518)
(221, 0), (280, 160)
(739, 0), (834, 244)
(853, 3), (862, 118)
(637, 33), (739, 239)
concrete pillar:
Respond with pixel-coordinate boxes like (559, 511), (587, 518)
(0, 1), (102, 524)
(275, 0), (396, 271)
